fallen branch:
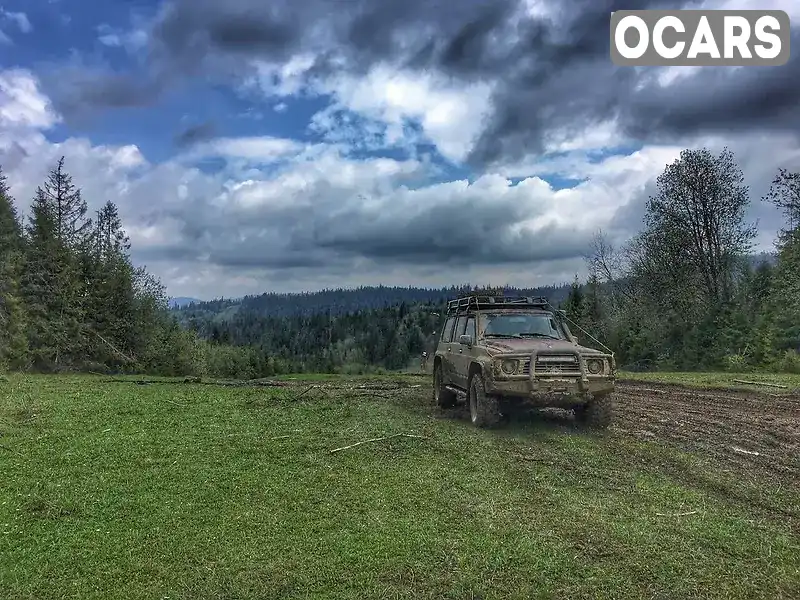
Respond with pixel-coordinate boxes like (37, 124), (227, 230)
(731, 446), (761, 456)
(732, 379), (788, 389)
(655, 510), (698, 517)
(108, 378), (291, 388)
(86, 328), (136, 364)
(330, 433), (428, 454)
(290, 385), (317, 401)
(164, 399), (187, 407)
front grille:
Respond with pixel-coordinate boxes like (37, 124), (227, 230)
(522, 359), (531, 374)
(533, 355), (581, 376)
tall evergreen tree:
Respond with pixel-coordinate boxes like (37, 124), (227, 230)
(83, 201), (136, 366)
(22, 159), (91, 368)
(0, 166), (28, 368)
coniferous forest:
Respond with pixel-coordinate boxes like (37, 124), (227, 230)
(1, 148), (799, 379)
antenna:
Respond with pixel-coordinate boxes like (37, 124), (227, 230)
(548, 301), (614, 356)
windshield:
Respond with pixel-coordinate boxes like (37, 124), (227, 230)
(481, 312), (565, 340)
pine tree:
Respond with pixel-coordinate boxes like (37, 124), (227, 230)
(22, 159), (91, 368)
(0, 166), (28, 368)
(83, 201), (136, 366)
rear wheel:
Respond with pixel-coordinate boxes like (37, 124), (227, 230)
(468, 372), (502, 428)
(433, 363), (457, 408)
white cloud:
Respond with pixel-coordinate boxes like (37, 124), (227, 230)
(182, 136), (305, 163)
(1, 9), (31, 34)
(97, 23), (148, 53)
(248, 57), (495, 164)
(0, 69), (60, 130)
(0, 67), (795, 299)
(319, 65), (495, 164)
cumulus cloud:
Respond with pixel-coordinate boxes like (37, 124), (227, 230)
(39, 0), (800, 172)
(1, 9), (31, 38)
(97, 23), (148, 52)
(0, 69), (60, 130)
(2, 0), (799, 298)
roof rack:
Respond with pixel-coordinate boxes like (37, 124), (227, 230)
(446, 295), (550, 314)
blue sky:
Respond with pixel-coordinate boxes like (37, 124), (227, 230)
(0, 0), (798, 299)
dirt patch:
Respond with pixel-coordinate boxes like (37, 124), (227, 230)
(613, 380), (800, 489)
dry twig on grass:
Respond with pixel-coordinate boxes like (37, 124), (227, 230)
(329, 433), (428, 454)
(731, 446), (761, 456)
(290, 385), (317, 401)
(164, 399), (188, 407)
(655, 510), (698, 517)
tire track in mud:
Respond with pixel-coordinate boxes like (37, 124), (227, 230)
(614, 380), (800, 488)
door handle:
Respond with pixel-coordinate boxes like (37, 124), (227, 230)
(459, 348), (463, 353)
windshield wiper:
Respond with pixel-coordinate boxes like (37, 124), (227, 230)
(484, 333), (522, 339)
(518, 333), (560, 340)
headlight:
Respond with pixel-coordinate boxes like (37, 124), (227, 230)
(587, 358), (604, 374)
(501, 359), (518, 374)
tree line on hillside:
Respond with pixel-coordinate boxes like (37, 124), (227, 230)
(173, 284), (574, 319)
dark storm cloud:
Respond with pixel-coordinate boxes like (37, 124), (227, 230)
(623, 31), (800, 141)
(47, 0), (800, 168)
(173, 121), (217, 148)
(51, 0), (800, 168)
(142, 171), (596, 270)
(309, 196), (590, 264)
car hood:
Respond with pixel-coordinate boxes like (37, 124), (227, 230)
(482, 337), (605, 356)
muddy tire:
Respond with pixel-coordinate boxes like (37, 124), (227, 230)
(433, 363), (457, 408)
(575, 394), (613, 429)
(468, 372), (502, 428)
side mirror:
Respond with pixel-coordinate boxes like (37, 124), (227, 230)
(459, 334), (473, 346)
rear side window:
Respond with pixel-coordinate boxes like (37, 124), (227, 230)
(455, 316), (468, 338)
(465, 316), (476, 339)
(442, 317), (456, 342)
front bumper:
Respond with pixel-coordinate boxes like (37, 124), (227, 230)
(486, 349), (615, 407)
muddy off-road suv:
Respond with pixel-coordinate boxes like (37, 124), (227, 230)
(432, 295), (616, 428)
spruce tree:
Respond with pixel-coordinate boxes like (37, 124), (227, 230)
(0, 166), (28, 368)
(22, 158), (91, 368)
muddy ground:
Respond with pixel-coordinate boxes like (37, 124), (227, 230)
(423, 377), (800, 490)
(611, 380), (800, 489)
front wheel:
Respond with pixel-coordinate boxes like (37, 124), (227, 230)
(574, 394), (613, 429)
(433, 363), (457, 408)
(468, 372), (502, 428)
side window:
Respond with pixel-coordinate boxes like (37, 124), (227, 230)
(465, 316), (476, 339)
(442, 317), (456, 342)
(455, 316), (467, 339)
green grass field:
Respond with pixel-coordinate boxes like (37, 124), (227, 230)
(1, 374), (798, 599)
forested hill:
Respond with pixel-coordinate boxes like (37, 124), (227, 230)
(171, 284), (575, 321)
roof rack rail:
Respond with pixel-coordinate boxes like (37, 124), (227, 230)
(446, 295), (550, 313)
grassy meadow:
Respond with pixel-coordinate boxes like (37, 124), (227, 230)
(1, 373), (798, 599)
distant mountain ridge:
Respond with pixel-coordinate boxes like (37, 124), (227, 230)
(168, 297), (202, 308)
(169, 250), (777, 320)
(171, 284), (575, 321)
